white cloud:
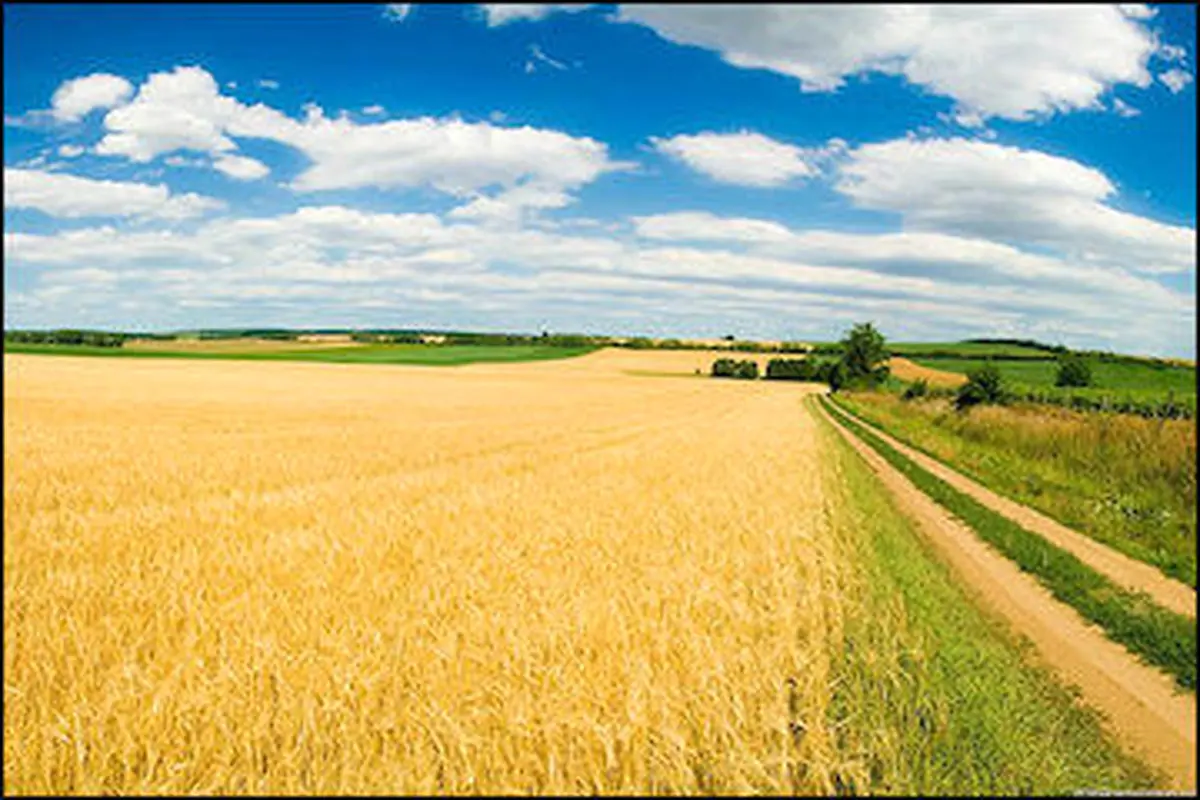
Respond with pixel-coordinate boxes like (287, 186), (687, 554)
(6, 202), (1191, 355)
(479, 4), (593, 26)
(1157, 43), (1187, 63)
(526, 44), (570, 73)
(650, 131), (840, 187)
(91, 66), (627, 220)
(213, 153), (270, 181)
(382, 4), (411, 22)
(836, 137), (1196, 274)
(1118, 4), (1156, 20)
(633, 211), (793, 243)
(96, 67), (241, 161)
(362, 104), (386, 115)
(3, 167), (225, 220)
(1159, 68), (1194, 93)
(617, 5), (1162, 123)
(1112, 97), (1140, 117)
(57, 144), (85, 158)
(50, 73), (134, 122)
(257, 79), (280, 90)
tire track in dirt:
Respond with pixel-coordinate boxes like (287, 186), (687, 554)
(830, 401), (1196, 618)
(812, 398), (1196, 791)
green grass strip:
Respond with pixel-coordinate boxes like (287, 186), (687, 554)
(821, 395), (1197, 691)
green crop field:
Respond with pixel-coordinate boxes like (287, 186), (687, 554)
(3, 342), (597, 366)
(890, 342), (1058, 359)
(911, 357), (1196, 396)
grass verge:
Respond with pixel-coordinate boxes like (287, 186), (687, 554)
(834, 391), (1196, 586)
(823, 395), (1196, 691)
(810, 396), (1159, 792)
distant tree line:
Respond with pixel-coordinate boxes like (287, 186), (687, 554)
(5, 329), (131, 347)
(710, 322), (890, 393)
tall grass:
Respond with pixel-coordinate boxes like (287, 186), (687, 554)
(824, 397), (1197, 690)
(836, 391), (1197, 586)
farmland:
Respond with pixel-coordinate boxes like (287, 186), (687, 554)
(907, 356), (1197, 396)
(2, 349), (1167, 794)
(3, 340), (596, 367)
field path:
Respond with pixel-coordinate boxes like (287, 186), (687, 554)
(814, 399), (1197, 791)
(830, 401), (1196, 618)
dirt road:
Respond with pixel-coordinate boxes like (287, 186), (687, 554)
(830, 401), (1196, 618)
(814, 398), (1197, 791)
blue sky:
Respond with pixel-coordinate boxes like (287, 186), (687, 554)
(4, 3), (1196, 355)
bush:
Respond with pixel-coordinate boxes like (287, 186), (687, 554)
(903, 379), (929, 401)
(734, 360), (759, 380)
(711, 358), (758, 380)
(765, 358), (816, 381)
(955, 364), (1005, 411)
(1056, 357), (1093, 388)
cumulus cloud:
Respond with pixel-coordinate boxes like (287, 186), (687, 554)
(50, 73), (134, 122)
(5, 202), (1192, 355)
(1159, 68), (1194, 93)
(836, 137), (1196, 274)
(633, 211), (793, 243)
(478, 4), (593, 26)
(3, 167), (225, 220)
(213, 153), (270, 181)
(257, 79), (280, 90)
(650, 131), (842, 187)
(91, 65), (626, 220)
(617, 5), (1163, 123)
(57, 144), (85, 158)
(362, 104), (386, 115)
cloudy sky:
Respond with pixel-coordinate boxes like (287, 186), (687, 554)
(3, 4), (1196, 355)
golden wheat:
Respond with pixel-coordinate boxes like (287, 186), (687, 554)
(3, 351), (848, 794)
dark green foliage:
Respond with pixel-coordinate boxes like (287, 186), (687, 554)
(710, 358), (758, 379)
(839, 322), (890, 384)
(765, 358), (817, 381)
(903, 379), (929, 400)
(955, 364), (1006, 410)
(964, 338), (1068, 354)
(1056, 356), (1094, 388)
(5, 329), (127, 348)
(825, 360), (848, 392)
(825, 398), (1197, 691)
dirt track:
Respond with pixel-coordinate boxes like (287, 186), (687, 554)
(830, 402), (1196, 618)
(814, 398), (1197, 791)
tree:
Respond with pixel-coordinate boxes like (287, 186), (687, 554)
(1055, 356), (1093, 388)
(955, 364), (1005, 410)
(826, 360), (848, 393)
(838, 322), (890, 386)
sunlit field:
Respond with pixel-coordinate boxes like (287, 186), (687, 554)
(3, 351), (1154, 794)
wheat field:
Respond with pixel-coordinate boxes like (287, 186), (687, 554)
(4, 351), (853, 794)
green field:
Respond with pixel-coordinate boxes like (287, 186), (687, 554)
(891, 342), (1058, 359)
(3, 342), (597, 366)
(910, 357), (1197, 395)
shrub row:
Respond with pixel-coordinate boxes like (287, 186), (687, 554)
(4, 329), (128, 347)
(711, 358), (759, 379)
